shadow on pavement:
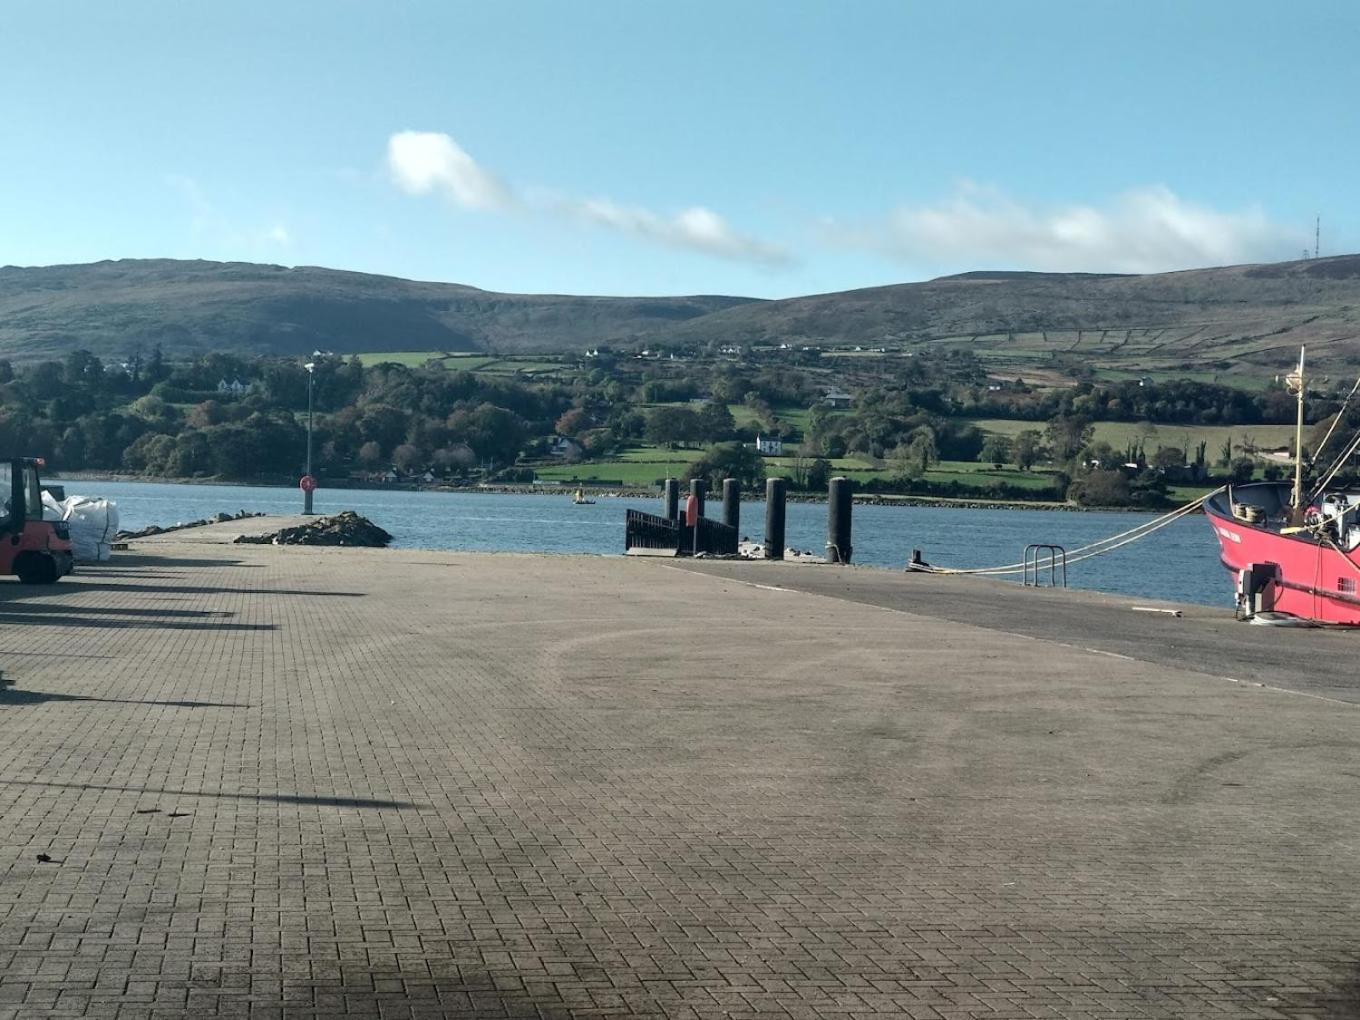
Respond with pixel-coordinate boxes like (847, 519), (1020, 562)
(0, 602), (230, 619)
(82, 554), (261, 569)
(0, 688), (248, 708)
(0, 602), (277, 631)
(20, 581), (364, 597)
(5, 777), (420, 810)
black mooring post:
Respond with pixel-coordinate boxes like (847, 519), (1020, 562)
(826, 475), (853, 564)
(663, 478), (680, 520)
(721, 478), (740, 532)
(764, 477), (787, 560)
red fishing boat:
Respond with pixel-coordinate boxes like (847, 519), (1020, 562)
(1203, 482), (1360, 624)
(1203, 349), (1360, 624)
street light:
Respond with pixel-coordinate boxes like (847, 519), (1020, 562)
(302, 359), (316, 514)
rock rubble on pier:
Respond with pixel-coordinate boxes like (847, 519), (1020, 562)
(233, 510), (393, 547)
(117, 509), (266, 540)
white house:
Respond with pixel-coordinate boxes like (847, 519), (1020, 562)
(754, 435), (783, 456)
(216, 378), (252, 396)
(549, 436), (583, 459)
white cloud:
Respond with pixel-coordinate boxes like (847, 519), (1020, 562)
(386, 130), (511, 211)
(165, 173), (214, 232)
(845, 183), (1301, 274)
(385, 131), (790, 266)
(568, 198), (791, 266)
(165, 174), (294, 253)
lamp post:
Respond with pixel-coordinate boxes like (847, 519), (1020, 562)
(302, 359), (317, 514)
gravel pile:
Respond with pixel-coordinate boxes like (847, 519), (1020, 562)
(234, 511), (393, 547)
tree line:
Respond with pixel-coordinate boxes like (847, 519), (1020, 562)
(0, 346), (1327, 509)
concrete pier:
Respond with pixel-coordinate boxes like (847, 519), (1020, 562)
(0, 515), (1358, 1017)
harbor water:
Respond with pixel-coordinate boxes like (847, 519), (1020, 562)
(67, 479), (1230, 609)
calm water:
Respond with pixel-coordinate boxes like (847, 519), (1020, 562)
(62, 479), (1230, 609)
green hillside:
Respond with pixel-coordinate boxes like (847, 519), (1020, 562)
(0, 259), (757, 363)
(6, 255), (1360, 377)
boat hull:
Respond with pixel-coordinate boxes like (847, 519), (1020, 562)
(1204, 482), (1360, 624)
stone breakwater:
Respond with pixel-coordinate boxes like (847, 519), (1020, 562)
(232, 510), (393, 547)
(116, 509), (266, 540)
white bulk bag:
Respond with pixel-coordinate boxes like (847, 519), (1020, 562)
(51, 495), (120, 562)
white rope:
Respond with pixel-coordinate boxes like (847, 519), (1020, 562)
(947, 500), (1206, 578)
(962, 500), (1207, 576)
(932, 487), (1223, 576)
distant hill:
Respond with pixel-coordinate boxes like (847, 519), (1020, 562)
(0, 259), (758, 363)
(658, 256), (1360, 377)
(4, 255), (1360, 376)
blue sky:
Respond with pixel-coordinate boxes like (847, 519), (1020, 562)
(2, 1), (1355, 297)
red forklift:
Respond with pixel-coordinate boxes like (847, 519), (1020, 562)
(2, 458), (74, 584)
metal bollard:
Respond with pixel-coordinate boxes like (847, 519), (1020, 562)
(721, 478), (740, 532)
(826, 476), (853, 564)
(764, 477), (786, 560)
(663, 478), (680, 520)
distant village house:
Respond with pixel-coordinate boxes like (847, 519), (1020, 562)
(754, 435), (784, 456)
(549, 436), (583, 459)
(823, 389), (854, 409)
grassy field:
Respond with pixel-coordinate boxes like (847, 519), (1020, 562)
(533, 459), (683, 486)
(1091, 367), (1277, 391)
(474, 359), (564, 375)
(350, 350), (455, 368)
(967, 418), (1298, 452)
(616, 448), (695, 464)
(1167, 484), (1225, 505)
(638, 402), (838, 441)
(352, 351), (564, 374)
(534, 445), (1059, 491)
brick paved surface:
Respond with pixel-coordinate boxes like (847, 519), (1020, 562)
(0, 530), (1357, 1018)
(672, 558), (1360, 702)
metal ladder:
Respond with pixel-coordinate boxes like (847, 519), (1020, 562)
(1023, 544), (1067, 587)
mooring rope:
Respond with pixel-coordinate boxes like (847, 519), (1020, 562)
(1321, 535), (1360, 586)
(931, 487), (1225, 577)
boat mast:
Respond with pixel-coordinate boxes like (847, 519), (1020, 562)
(1290, 347), (1306, 520)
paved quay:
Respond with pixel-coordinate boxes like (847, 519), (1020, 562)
(0, 520), (1358, 1018)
